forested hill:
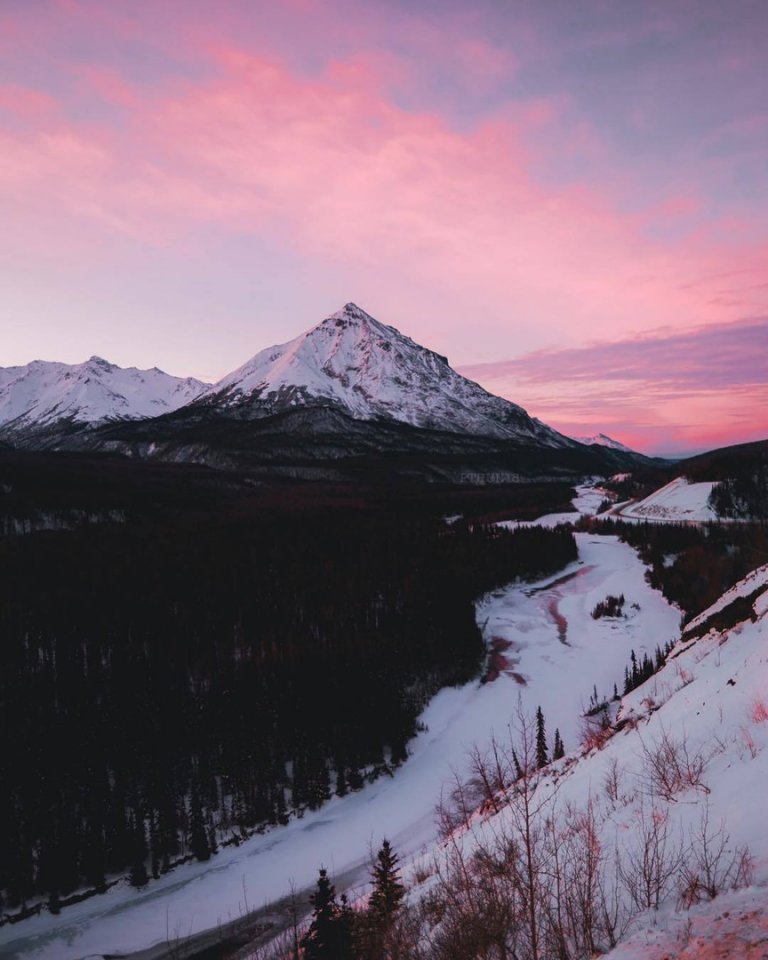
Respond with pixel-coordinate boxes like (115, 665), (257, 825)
(682, 438), (768, 521)
(0, 480), (577, 917)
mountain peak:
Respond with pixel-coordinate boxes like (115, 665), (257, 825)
(333, 301), (368, 319)
(85, 356), (115, 371)
(573, 432), (635, 453)
(204, 305), (572, 446)
(317, 302), (381, 333)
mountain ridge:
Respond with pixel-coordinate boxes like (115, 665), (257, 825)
(0, 355), (207, 441)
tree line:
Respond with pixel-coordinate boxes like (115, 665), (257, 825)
(576, 515), (768, 622)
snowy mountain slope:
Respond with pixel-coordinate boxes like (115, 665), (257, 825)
(573, 432), (636, 453)
(193, 303), (573, 446)
(612, 476), (718, 522)
(397, 560), (768, 957)
(0, 357), (208, 437)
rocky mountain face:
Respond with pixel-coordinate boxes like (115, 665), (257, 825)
(192, 303), (572, 447)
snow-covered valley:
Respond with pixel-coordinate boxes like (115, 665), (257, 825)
(0, 487), (688, 960)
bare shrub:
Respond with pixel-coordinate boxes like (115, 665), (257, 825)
(426, 834), (524, 960)
(618, 802), (685, 912)
(411, 859), (435, 886)
(579, 713), (613, 753)
(603, 757), (622, 806)
(639, 724), (711, 800)
(466, 735), (514, 815)
(553, 797), (629, 957)
(677, 804), (754, 908)
(435, 770), (476, 841)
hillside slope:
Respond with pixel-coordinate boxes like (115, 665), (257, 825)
(398, 560), (768, 957)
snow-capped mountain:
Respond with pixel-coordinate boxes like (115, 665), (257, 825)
(195, 303), (572, 446)
(0, 356), (208, 437)
(573, 432), (635, 453)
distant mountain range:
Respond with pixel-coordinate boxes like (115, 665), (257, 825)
(0, 356), (206, 437)
(0, 304), (652, 481)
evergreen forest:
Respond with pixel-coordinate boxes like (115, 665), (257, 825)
(0, 483), (577, 916)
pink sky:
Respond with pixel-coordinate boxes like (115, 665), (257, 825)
(1, 0), (766, 454)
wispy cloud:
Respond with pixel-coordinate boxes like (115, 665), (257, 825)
(0, 0), (766, 457)
(459, 318), (768, 454)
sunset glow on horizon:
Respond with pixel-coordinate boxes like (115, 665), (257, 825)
(1, 0), (767, 454)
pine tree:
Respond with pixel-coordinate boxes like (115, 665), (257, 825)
(552, 728), (565, 761)
(301, 867), (352, 960)
(368, 839), (405, 925)
(337, 893), (355, 960)
(129, 858), (148, 889)
(189, 791), (210, 863)
(128, 813), (149, 889)
(535, 705), (549, 769)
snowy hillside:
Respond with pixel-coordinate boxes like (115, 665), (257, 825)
(613, 476), (718, 522)
(0, 356), (208, 436)
(573, 432), (636, 453)
(196, 303), (573, 445)
(397, 561), (768, 958)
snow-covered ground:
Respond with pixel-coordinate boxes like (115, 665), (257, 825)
(612, 477), (717, 523)
(498, 482), (604, 528)
(0, 489), (681, 960)
(405, 563), (768, 956)
(603, 886), (768, 959)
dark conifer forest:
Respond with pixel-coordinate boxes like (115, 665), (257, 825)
(0, 466), (577, 914)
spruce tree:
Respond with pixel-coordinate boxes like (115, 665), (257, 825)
(189, 791), (210, 862)
(129, 858), (148, 889)
(552, 728), (565, 761)
(369, 839), (405, 925)
(301, 867), (352, 960)
(128, 813), (149, 888)
(535, 706), (549, 769)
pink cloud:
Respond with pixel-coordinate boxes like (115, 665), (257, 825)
(73, 65), (140, 108)
(459, 317), (768, 454)
(1, 43), (766, 353)
(117, 48), (765, 339)
(0, 84), (58, 118)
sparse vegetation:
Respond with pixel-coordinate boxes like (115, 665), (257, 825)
(591, 593), (625, 619)
(575, 515), (768, 623)
(260, 709), (755, 960)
